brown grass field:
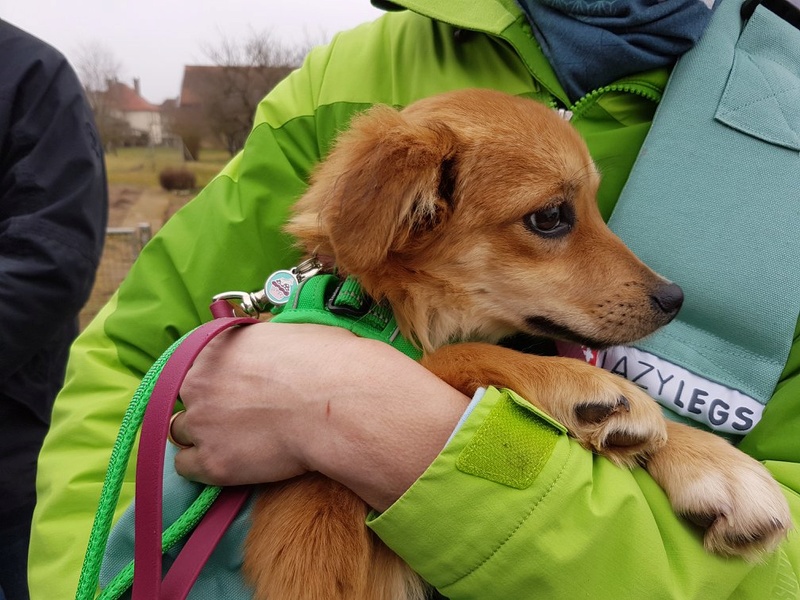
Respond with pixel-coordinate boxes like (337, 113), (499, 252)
(105, 146), (230, 189)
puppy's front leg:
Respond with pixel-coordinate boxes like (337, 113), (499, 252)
(422, 342), (667, 467)
(646, 421), (792, 558)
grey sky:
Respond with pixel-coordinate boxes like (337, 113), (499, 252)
(1, 0), (384, 104)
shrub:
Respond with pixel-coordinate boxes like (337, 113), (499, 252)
(159, 167), (196, 192)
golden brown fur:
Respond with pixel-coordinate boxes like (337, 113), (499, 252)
(243, 89), (791, 599)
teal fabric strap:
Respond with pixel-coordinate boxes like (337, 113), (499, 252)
(271, 274), (423, 361)
(607, 0), (800, 418)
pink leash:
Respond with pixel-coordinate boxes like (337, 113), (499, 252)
(132, 300), (257, 600)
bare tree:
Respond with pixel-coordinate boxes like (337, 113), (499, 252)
(194, 30), (313, 156)
(203, 28), (321, 68)
(73, 42), (131, 152)
(74, 41), (121, 94)
(162, 101), (207, 161)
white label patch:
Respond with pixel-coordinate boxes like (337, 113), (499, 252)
(558, 343), (763, 435)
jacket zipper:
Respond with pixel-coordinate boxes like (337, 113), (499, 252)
(566, 83), (663, 122)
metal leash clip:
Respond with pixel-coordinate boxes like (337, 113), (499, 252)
(212, 257), (324, 317)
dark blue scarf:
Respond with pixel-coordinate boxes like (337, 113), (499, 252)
(517, 0), (715, 101)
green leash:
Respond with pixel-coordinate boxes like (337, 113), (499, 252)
(75, 332), (201, 599)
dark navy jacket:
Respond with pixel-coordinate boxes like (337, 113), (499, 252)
(0, 19), (107, 523)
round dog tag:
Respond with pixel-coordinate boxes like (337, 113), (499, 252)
(264, 270), (298, 305)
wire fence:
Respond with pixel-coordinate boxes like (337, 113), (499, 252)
(79, 223), (152, 330)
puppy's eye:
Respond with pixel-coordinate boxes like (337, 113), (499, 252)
(531, 206), (561, 231)
(524, 203), (573, 237)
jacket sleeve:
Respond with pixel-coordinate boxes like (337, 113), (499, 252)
(368, 381), (800, 599)
(0, 33), (107, 384)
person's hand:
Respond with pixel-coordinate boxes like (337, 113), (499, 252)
(172, 322), (469, 510)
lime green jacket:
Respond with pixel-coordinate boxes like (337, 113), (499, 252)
(30, 1), (800, 598)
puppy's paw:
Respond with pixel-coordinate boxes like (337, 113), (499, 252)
(683, 466), (790, 559)
(549, 368), (668, 468)
(648, 423), (792, 559)
(421, 347), (665, 466)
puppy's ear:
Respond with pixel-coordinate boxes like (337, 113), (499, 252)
(294, 104), (460, 275)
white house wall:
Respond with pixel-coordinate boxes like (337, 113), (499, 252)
(126, 110), (164, 145)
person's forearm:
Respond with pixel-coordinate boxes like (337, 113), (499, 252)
(174, 323), (469, 510)
(301, 337), (470, 510)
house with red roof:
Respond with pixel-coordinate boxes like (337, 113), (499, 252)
(103, 78), (165, 145)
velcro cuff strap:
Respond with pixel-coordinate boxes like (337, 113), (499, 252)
(456, 387), (565, 489)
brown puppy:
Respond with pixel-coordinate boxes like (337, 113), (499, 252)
(242, 89), (791, 599)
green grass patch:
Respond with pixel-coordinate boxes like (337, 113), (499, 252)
(105, 147), (230, 189)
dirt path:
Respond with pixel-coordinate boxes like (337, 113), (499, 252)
(107, 185), (174, 229)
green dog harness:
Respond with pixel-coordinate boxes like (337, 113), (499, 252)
(269, 273), (422, 360)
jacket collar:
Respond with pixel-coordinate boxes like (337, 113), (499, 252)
(370, 0), (669, 108)
(371, 0), (569, 102)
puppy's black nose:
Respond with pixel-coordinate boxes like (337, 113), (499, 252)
(651, 282), (684, 315)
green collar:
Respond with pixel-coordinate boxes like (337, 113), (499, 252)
(270, 274), (423, 361)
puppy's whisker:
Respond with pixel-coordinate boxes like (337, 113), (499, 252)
(592, 154), (626, 176)
(569, 161), (599, 184)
